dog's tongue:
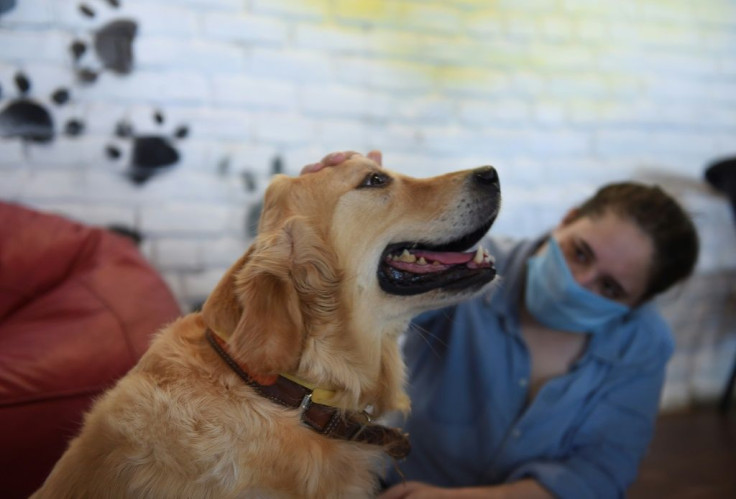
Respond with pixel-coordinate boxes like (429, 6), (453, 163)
(386, 247), (493, 274)
(412, 249), (474, 265)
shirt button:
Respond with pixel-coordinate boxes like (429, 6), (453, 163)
(512, 428), (522, 438)
(519, 378), (528, 387)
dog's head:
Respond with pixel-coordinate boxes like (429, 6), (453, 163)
(202, 156), (500, 410)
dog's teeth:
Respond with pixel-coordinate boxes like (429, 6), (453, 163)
(473, 247), (484, 264)
(417, 257), (427, 265)
(399, 249), (416, 263)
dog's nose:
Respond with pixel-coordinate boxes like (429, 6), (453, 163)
(473, 166), (500, 189)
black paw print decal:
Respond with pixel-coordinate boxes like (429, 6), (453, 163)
(0, 72), (84, 143)
(106, 110), (189, 185)
(72, 0), (138, 83)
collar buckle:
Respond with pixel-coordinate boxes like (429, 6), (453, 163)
(299, 392), (313, 415)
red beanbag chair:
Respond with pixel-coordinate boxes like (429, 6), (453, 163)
(0, 202), (181, 499)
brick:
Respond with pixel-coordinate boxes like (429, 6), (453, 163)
(251, 112), (317, 145)
(294, 24), (373, 54)
(167, 107), (250, 141)
(533, 101), (567, 126)
(545, 73), (609, 98)
(458, 99), (531, 126)
(529, 44), (596, 70)
(201, 236), (250, 267)
(0, 168), (29, 200)
(465, 10), (505, 37)
(402, 4), (463, 36)
(247, 48), (333, 83)
(136, 38), (245, 73)
(638, 0), (693, 23)
(30, 202), (136, 229)
(140, 203), (232, 235)
(562, 0), (633, 18)
(593, 129), (654, 159)
(81, 71), (209, 104)
(316, 119), (375, 150)
(527, 130), (591, 157)
(539, 17), (576, 41)
(154, 237), (203, 271)
(419, 37), (487, 66)
(574, 17), (610, 43)
(223, 143), (280, 176)
(182, 268), (229, 302)
(300, 85), (391, 119)
(211, 76), (297, 109)
(369, 124), (430, 154)
(497, 0), (558, 12)
(0, 138), (24, 167)
(509, 72), (546, 96)
(392, 96), (454, 124)
(437, 68), (509, 97)
(0, 30), (70, 64)
(156, 0), (242, 11)
(25, 136), (108, 168)
(252, 0), (329, 21)
(20, 170), (87, 202)
(505, 17), (538, 39)
(203, 13), (287, 45)
(54, 1), (128, 30)
(692, 2), (736, 26)
(332, 0), (400, 27)
(702, 29), (736, 53)
(0, 0), (54, 26)
(128, 4), (199, 37)
(75, 171), (142, 204)
(336, 58), (434, 92)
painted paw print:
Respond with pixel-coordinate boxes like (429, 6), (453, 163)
(0, 72), (84, 143)
(71, 0), (138, 83)
(106, 110), (189, 185)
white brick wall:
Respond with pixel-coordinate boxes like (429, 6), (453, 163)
(2, 0), (735, 408)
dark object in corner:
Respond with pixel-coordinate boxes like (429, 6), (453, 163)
(0, 0), (16, 15)
(705, 157), (736, 222)
(705, 156), (736, 414)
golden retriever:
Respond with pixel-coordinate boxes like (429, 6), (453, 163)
(32, 155), (500, 498)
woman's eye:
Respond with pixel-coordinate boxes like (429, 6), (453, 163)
(601, 280), (622, 300)
(574, 245), (588, 263)
(359, 172), (391, 188)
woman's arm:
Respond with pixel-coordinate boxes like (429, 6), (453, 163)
(379, 479), (553, 499)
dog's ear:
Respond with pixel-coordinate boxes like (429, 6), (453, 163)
(202, 216), (340, 375)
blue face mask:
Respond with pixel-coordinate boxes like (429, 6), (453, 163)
(524, 237), (630, 333)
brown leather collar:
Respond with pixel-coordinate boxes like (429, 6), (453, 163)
(205, 329), (410, 459)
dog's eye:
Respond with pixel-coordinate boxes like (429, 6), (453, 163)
(359, 172), (391, 188)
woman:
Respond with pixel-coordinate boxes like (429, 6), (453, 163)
(305, 152), (699, 499)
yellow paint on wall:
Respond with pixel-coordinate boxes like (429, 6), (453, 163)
(302, 0), (731, 88)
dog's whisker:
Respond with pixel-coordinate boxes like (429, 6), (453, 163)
(408, 322), (448, 361)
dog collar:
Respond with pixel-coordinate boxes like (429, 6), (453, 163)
(205, 328), (411, 459)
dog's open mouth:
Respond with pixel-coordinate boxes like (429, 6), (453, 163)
(378, 221), (497, 296)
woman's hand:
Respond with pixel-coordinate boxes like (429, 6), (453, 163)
(378, 481), (457, 499)
(300, 150), (383, 175)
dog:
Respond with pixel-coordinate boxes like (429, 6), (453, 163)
(32, 155), (501, 498)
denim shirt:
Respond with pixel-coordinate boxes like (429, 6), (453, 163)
(383, 236), (674, 498)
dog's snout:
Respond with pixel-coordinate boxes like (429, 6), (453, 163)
(472, 166), (500, 189)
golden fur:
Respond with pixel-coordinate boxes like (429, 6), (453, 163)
(32, 156), (499, 498)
